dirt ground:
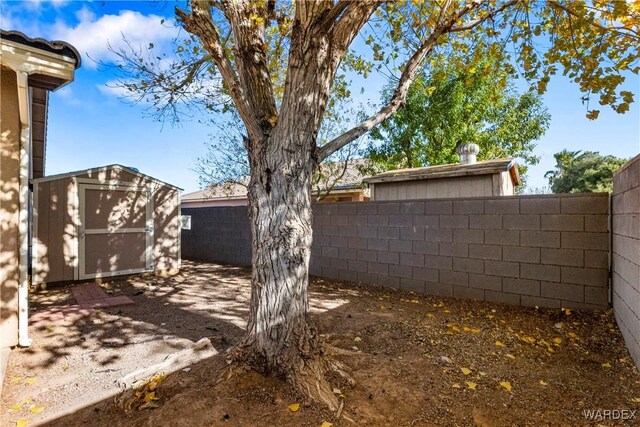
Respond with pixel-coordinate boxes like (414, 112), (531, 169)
(2, 261), (639, 426)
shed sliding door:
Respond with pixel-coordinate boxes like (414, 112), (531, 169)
(78, 183), (153, 280)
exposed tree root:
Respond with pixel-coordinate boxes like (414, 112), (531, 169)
(221, 340), (355, 413)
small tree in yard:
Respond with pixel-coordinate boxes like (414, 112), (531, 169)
(545, 150), (628, 193)
(115, 0), (639, 409)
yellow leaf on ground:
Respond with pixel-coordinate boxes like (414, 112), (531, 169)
(495, 341), (506, 347)
(450, 325), (461, 332)
(602, 362), (612, 368)
(321, 422), (333, 427)
(29, 406), (45, 414)
(410, 299), (419, 304)
(452, 383), (461, 389)
(568, 332), (579, 339)
(426, 313), (435, 318)
(465, 381), (477, 390)
(16, 421), (29, 427)
(9, 404), (23, 410)
(443, 309), (451, 313)
(553, 337), (562, 345)
(563, 308), (572, 315)
(487, 315), (494, 320)
(354, 337), (362, 342)
(24, 378), (36, 385)
(470, 328), (481, 333)
(10, 376), (22, 384)
(479, 371), (487, 376)
(460, 367), (472, 376)
(144, 392), (156, 403)
(539, 380), (548, 386)
(499, 381), (512, 392)
(631, 397), (640, 403)
(288, 403), (300, 412)
(506, 354), (516, 360)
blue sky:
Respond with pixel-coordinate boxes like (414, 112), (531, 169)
(2, 0), (639, 193)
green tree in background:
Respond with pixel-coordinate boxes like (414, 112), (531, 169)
(545, 150), (628, 193)
(367, 43), (551, 182)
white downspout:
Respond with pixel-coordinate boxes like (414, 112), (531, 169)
(16, 70), (32, 347)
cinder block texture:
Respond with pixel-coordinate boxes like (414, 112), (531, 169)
(182, 193), (610, 311)
(612, 155), (640, 370)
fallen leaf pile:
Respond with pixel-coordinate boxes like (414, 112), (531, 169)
(118, 374), (166, 412)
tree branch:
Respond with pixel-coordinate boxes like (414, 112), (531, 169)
(223, 0), (279, 132)
(450, 0), (520, 32)
(318, 0), (519, 160)
(176, 1), (263, 142)
(330, 1), (385, 50)
(547, 0), (640, 40)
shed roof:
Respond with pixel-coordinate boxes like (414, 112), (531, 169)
(31, 164), (183, 191)
(362, 158), (521, 186)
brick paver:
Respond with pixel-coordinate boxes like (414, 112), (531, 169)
(70, 283), (134, 309)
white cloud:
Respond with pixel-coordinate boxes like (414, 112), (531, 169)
(55, 86), (82, 105)
(97, 80), (133, 99)
(23, 0), (70, 10)
(51, 9), (178, 68)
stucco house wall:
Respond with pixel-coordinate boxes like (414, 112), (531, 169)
(0, 65), (21, 349)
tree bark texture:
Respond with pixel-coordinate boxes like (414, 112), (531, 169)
(175, 0), (503, 410)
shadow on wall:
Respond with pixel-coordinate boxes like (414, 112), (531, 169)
(33, 168), (180, 285)
(1, 121), (20, 347)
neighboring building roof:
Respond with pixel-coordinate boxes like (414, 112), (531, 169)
(185, 160), (370, 202)
(182, 182), (248, 202)
(0, 29), (81, 68)
(363, 158), (521, 186)
(31, 164), (183, 191)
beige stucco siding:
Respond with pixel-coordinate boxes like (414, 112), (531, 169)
(0, 66), (20, 348)
(33, 166), (180, 284)
(153, 186), (181, 273)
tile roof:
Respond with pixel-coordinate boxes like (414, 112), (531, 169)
(1, 29), (81, 68)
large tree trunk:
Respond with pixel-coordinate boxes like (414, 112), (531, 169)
(239, 132), (346, 409)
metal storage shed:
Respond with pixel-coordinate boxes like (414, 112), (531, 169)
(31, 164), (182, 284)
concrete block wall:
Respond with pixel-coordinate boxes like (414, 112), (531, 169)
(181, 206), (251, 266)
(182, 193), (610, 309)
(310, 194), (610, 309)
(612, 154), (640, 366)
